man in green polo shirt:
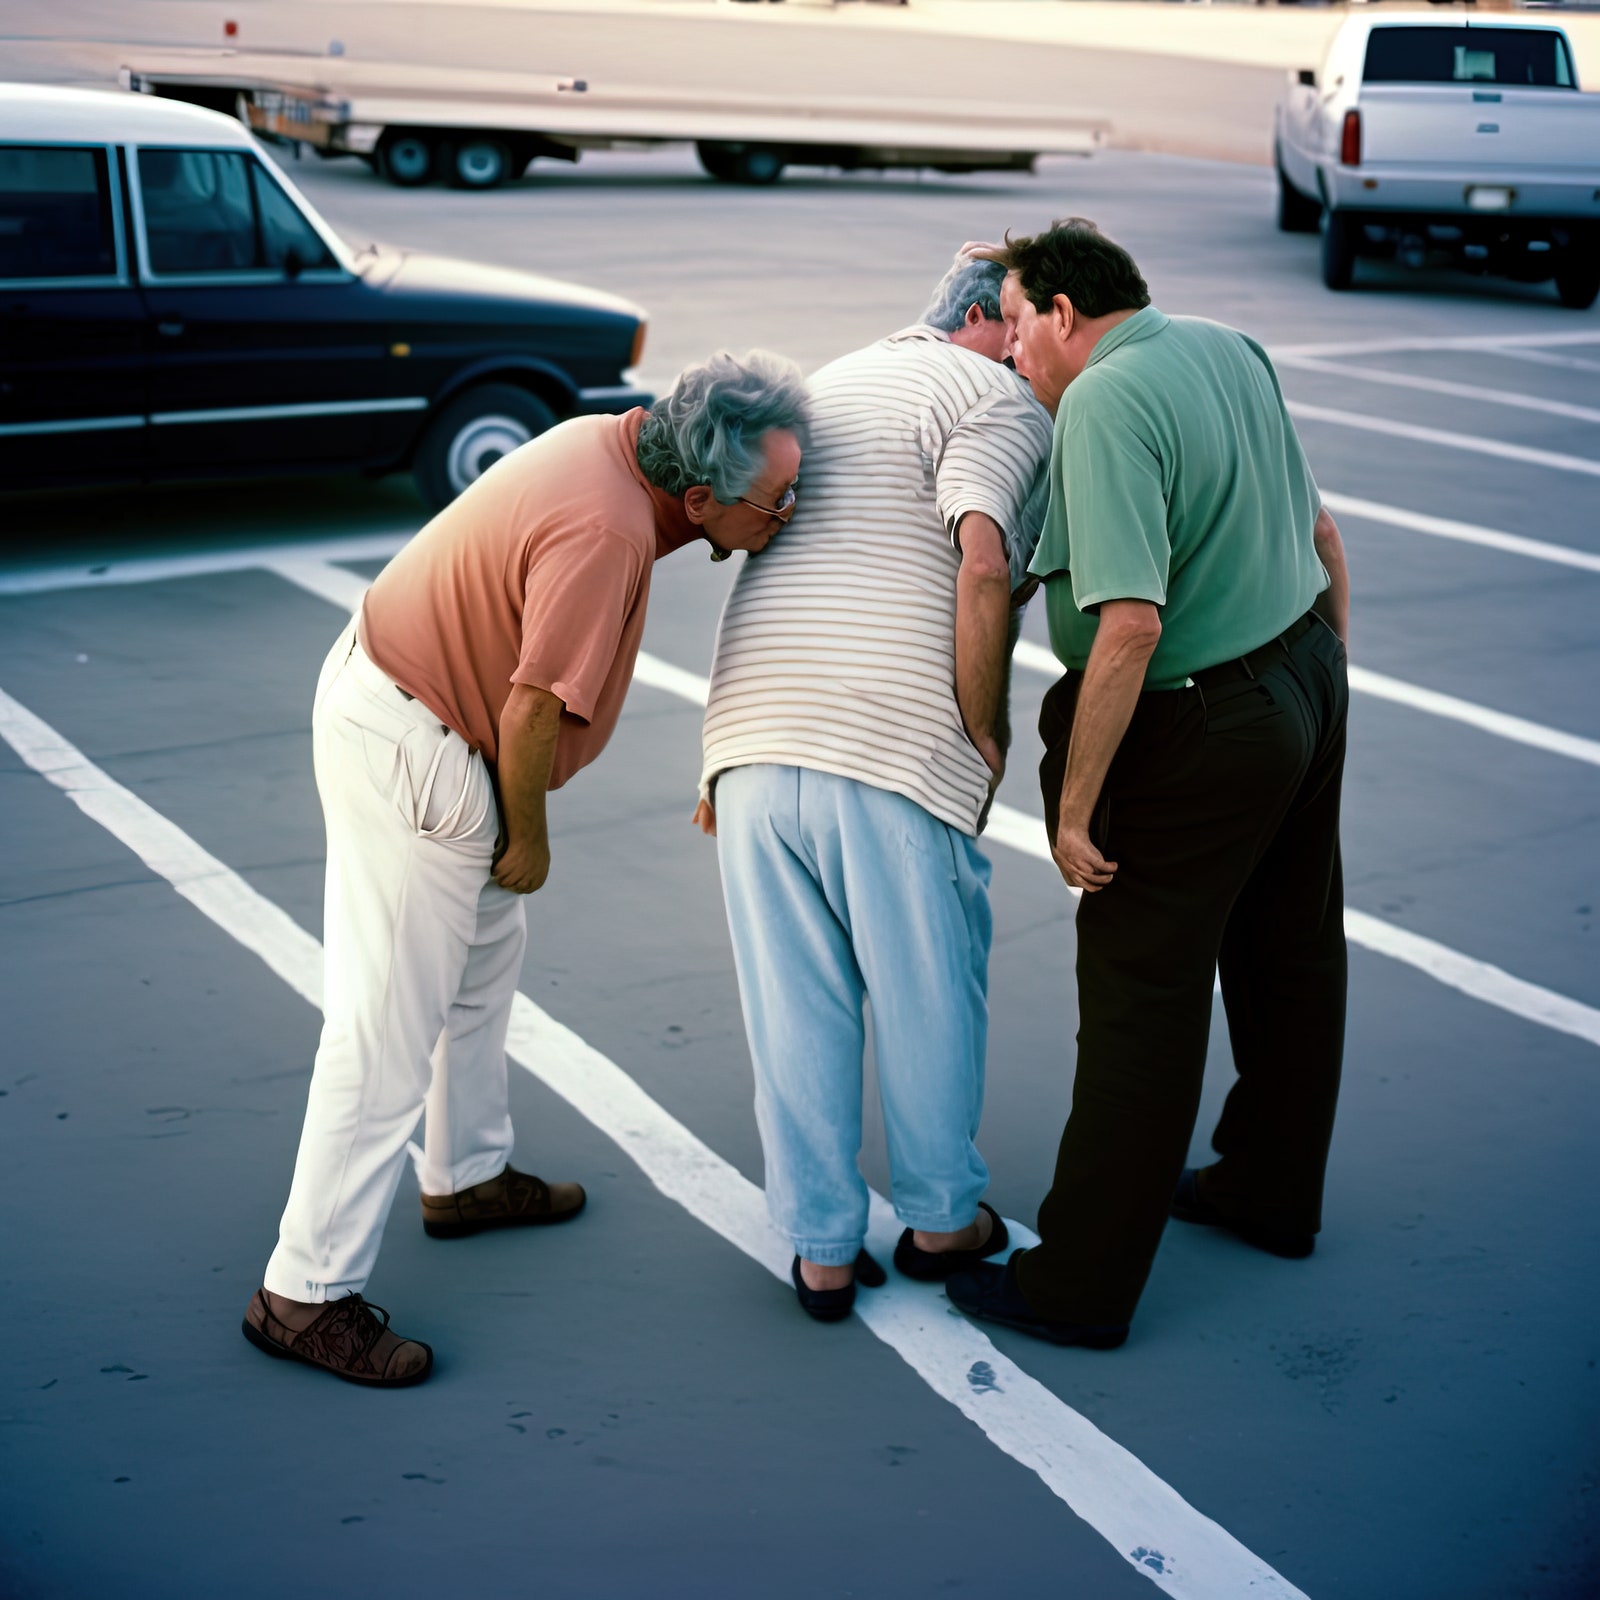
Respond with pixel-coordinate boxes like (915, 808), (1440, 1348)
(948, 218), (1351, 1348)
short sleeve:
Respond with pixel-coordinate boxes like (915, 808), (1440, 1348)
(937, 382), (1055, 561)
(512, 525), (646, 723)
(1243, 333), (1322, 515)
(1059, 396), (1170, 612)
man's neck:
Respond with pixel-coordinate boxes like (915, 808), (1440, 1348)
(647, 482), (702, 561)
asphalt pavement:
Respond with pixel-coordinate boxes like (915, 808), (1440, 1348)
(2, 146), (1597, 1600)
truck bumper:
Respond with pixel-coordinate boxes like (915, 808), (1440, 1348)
(573, 384), (654, 416)
(1324, 165), (1600, 219)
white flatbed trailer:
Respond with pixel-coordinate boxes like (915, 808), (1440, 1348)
(120, 44), (1105, 188)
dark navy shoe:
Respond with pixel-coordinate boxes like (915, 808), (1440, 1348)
(1170, 1168), (1315, 1259)
(791, 1249), (886, 1323)
(945, 1254), (1129, 1349)
(894, 1201), (1010, 1282)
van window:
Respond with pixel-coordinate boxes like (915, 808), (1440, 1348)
(0, 145), (117, 281)
(1363, 27), (1574, 88)
(138, 148), (336, 275)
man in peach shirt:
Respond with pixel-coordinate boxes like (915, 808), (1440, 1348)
(244, 352), (809, 1387)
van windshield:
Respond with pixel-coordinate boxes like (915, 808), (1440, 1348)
(1363, 27), (1574, 88)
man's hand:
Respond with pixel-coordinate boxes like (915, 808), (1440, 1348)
(1052, 821), (1116, 893)
(492, 834), (550, 894)
(692, 798), (717, 837)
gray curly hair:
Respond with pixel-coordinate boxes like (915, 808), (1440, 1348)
(921, 254), (1006, 333)
(635, 350), (810, 503)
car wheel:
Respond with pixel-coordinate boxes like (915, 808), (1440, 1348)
(448, 136), (515, 189)
(1321, 209), (1356, 291)
(377, 130), (437, 187)
(1554, 253), (1599, 311)
(414, 384), (558, 510)
(1276, 154), (1322, 234)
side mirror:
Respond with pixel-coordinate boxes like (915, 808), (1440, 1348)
(1297, 68), (1317, 88)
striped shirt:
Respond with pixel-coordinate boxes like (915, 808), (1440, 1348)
(699, 326), (1053, 836)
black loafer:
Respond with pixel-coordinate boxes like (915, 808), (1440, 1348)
(945, 1255), (1129, 1349)
(1170, 1168), (1314, 1259)
(791, 1249), (885, 1323)
(894, 1201), (1010, 1282)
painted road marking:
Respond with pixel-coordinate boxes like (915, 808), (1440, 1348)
(269, 559), (1600, 1053)
(0, 683), (1310, 1600)
(1484, 346), (1600, 378)
(1010, 641), (1600, 771)
(1287, 402), (1600, 481)
(1276, 355), (1600, 428)
(1272, 331), (1600, 360)
(1319, 493), (1600, 576)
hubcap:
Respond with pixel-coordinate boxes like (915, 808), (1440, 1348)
(386, 138), (431, 183)
(446, 413), (532, 494)
(457, 142), (505, 186)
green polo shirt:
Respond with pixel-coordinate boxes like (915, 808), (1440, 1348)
(1029, 306), (1327, 690)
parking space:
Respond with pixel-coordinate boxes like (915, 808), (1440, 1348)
(3, 147), (1598, 1599)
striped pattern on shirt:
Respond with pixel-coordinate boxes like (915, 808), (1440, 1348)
(700, 327), (1053, 836)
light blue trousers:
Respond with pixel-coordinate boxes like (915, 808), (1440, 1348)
(715, 764), (994, 1265)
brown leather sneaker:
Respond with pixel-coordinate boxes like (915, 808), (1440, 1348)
(242, 1290), (433, 1387)
(421, 1164), (586, 1239)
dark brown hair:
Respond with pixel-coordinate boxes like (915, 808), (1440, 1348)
(983, 218), (1150, 319)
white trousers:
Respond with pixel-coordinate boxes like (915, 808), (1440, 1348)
(264, 619), (526, 1302)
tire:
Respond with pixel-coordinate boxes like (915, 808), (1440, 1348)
(696, 141), (785, 185)
(413, 384), (558, 510)
(1554, 254), (1599, 311)
(376, 130), (437, 187)
(447, 135), (515, 190)
(1276, 154), (1322, 234)
(1321, 209), (1356, 291)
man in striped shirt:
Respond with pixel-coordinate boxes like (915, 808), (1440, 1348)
(694, 252), (1052, 1320)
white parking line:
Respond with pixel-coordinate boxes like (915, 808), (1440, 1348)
(269, 559), (1600, 1052)
(1275, 355), (1600, 428)
(1319, 493), (1600, 575)
(1486, 346), (1600, 378)
(1272, 331), (1600, 360)
(0, 683), (1310, 1600)
(1287, 402), (1600, 481)
(1010, 640), (1600, 771)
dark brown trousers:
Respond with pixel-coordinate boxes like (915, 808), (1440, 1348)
(1016, 613), (1350, 1325)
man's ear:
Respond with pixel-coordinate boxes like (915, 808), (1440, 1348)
(964, 302), (987, 329)
(683, 484), (714, 525)
(1051, 294), (1075, 343)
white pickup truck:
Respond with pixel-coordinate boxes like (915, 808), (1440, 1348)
(1275, 13), (1600, 308)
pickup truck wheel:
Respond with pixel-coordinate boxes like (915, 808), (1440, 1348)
(1554, 256), (1599, 312)
(1321, 210), (1357, 291)
(377, 131), (437, 187)
(414, 384), (558, 509)
(448, 136), (515, 190)
(1276, 158), (1322, 234)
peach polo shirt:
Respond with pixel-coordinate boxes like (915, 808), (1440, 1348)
(358, 409), (693, 787)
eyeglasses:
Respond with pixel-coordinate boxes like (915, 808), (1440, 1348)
(736, 484), (798, 522)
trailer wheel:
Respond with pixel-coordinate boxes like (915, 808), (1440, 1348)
(696, 141), (785, 185)
(414, 384), (558, 510)
(1554, 253), (1599, 311)
(1275, 150), (1321, 234)
(377, 130), (437, 187)
(1321, 209), (1356, 291)
(448, 136), (516, 189)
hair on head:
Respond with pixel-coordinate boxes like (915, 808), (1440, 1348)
(982, 218), (1150, 320)
(635, 350), (810, 504)
(920, 252), (1007, 333)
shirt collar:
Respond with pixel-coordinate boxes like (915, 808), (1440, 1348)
(885, 323), (951, 345)
(1083, 304), (1169, 373)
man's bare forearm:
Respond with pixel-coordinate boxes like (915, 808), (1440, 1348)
(953, 511), (1013, 774)
(493, 683), (563, 892)
(1311, 505), (1349, 645)
(1058, 602), (1161, 831)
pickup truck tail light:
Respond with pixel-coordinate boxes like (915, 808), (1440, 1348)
(1340, 109), (1362, 167)
(630, 320), (648, 370)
